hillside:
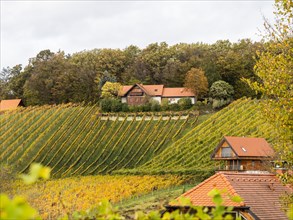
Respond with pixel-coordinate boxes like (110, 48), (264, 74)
(117, 98), (277, 176)
(0, 98), (277, 179)
(0, 104), (197, 177)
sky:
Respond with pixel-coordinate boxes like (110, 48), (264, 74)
(1, 0), (275, 70)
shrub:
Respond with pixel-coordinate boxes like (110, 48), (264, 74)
(121, 103), (129, 112)
(150, 100), (161, 112)
(178, 98), (193, 110)
(161, 99), (169, 111)
(100, 98), (122, 112)
(142, 103), (151, 112)
(100, 98), (113, 112)
(212, 98), (231, 109)
(209, 80), (234, 100)
(169, 103), (180, 111)
(111, 99), (122, 112)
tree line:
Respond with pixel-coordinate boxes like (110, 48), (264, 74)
(0, 39), (264, 106)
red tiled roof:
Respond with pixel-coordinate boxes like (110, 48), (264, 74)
(119, 84), (195, 97)
(162, 88), (195, 97)
(119, 84), (164, 96)
(119, 86), (133, 96)
(0, 99), (22, 111)
(172, 172), (292, 220)
(140, 84), (164, 96)
(172, 172), (244, 207)
(224, 136), (274, 157)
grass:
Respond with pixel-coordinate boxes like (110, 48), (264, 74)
(115, 184), (196, 219)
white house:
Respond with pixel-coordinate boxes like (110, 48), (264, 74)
(119, 84), (195, 105)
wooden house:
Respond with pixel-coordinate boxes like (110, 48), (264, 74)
(211, 136), (274, 171)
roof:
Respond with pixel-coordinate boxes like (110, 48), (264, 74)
(173, 172), (244, 207)
(119, 84), (164, 96)
(0, 99), (23, 111)
(162, 88), (195, 97)
(212, 136), (275, 158)
(119, 84), (195, 97)
(172, 172), (292, 220)
(141, 84), (164, 96)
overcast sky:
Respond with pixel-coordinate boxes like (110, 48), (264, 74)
(1, 1), (275, 70)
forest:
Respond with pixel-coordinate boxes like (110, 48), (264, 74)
(0, 39), (263, 106)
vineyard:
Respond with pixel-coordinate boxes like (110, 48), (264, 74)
(0, 98), (280, 219)
(0, 104), (197, 177)
(2, 175), (184, 219)
(120, 98), (277, 176)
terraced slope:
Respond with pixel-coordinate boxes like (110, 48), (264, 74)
(0, 104), (197, 177)
(118, 98), (277, 176)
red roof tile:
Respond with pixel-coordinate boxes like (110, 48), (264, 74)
(140, 84), (164, 96)
(173, 172), (244, 207)
(119, 85), (133, 96)
(224, 136), (274, 157)
(119, 84), (195, 97)
(0, 99), (22, 111)
(162, 88), (195, 97)
(173, 172), (292, 220)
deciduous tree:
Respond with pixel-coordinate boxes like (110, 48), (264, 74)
(245, 0), (293, 180)
(184, 68), (208, 99)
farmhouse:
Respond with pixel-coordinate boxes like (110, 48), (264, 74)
(0, 99), (24, 111)
(167, 136), (292, 220)
(119, 84), (195, 105)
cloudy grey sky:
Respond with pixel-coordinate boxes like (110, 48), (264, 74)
(1, 1), (275, 70)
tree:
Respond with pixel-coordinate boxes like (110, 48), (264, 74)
(23, 50), (68, 105)
(209, 80), (234, 100)
(245, 0), (293, 183)
(184, 68), (208, 99)
(0, 67), (12, 99)
(101, 82), (122, 99)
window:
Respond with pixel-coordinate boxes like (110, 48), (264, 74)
(221, 147), (232, 157)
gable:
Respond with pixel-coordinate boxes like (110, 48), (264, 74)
(213, 140), (237, 158)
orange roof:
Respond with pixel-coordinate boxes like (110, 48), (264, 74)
(224, 136), (274, 157)
(119, 85), (133, 96)
(140, 84), (164, 96)
(173, 172), (243, 207)
(172, 172), (292, 220)
(119, 84), (195, 97)
(0, 99), (22, 111)
(162, 88), (195, 97)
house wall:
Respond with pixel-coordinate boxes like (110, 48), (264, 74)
(121, 97), (127, 103)
(151, 97), (162, 104)
(166, 97), (195, 104)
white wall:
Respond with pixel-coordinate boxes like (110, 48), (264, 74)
(167, 97), (195, 104)
(151, 96), (162, 104)
(121, 97), (127, 103)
